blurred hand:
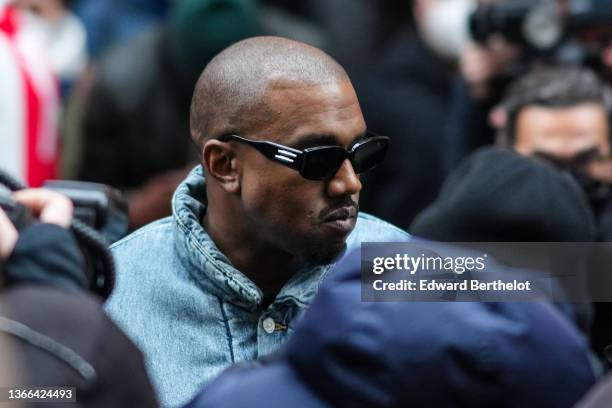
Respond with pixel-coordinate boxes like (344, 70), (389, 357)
(0, 209), (18, 260)
(0, 189), (73, 261)
(12, 189), (73, 228)
(460, 38), (521, 100)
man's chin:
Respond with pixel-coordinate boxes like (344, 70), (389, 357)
(302, 240), (348, 266)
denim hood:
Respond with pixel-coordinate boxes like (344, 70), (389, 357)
(106, 165), (410, 407)
(172, 165), (343, 312)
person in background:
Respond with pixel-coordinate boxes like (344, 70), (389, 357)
(488, 66), (612, 360)
(0, 189), (158, 407)
(410, 147), (598, 332)
(74, 0), (261, 229)
(13, 0), (88, 96)
(494, 67), (612, 239)
(354, 0), (474, 230)
(444, 0), (612, 173)
(410, 147), (597, 243)
(72, 0), (171, 59)
(0, 0), (61, 187)
(187, 246), (596, 408)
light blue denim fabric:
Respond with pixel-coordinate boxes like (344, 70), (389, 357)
(105, 165), (410, 407)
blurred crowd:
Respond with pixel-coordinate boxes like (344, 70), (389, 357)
(4, 0), (612, 229)
(1, 0), (467, 229)
(4, 0), (612, 407)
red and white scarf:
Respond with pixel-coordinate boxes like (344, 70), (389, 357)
(0, 3), (60, 187)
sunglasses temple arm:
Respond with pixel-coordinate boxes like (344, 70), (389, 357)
(250, 140), (304, 172)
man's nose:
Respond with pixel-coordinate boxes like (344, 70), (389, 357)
(326, 159), (362, 197)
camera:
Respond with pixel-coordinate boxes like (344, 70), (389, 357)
(41, 180), (129, 244)
(470, 0), (612, 55)
(0, 180), (128, 243)
(0, 174), (128, 298)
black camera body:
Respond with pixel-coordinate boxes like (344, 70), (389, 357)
(0, 178), (128, 298)
(41, 180), (129, 244)
(0, 181), (128, 243)
(470, 0), (612, 55)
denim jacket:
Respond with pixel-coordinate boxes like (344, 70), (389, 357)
(105, 166), (410, 407)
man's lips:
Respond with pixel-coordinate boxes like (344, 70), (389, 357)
(321, 206), (358, 236)
(322, 206), (358, 222)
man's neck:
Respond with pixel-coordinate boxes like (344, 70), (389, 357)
(202, 207), (301, 303)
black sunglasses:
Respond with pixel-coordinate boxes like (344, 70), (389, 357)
(220, 132), (389, 180)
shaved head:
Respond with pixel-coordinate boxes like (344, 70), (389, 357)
(190, 36), (350, 148)
(196, 36), (367, 275)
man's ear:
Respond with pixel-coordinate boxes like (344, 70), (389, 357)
(202, 140), (240, 193)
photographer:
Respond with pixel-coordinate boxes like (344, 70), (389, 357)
(1, 189), (85, 290)
(0, 189), (158, 407)
(488, 66), (612, 363)
(445, 0), (612, 172)
(494, 66), (612, 239)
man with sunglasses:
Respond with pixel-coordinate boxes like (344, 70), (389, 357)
(496, 66), (612, 237)
(105, 36), (409, 408)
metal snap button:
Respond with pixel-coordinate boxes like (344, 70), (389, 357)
(262, 317), (275, 334)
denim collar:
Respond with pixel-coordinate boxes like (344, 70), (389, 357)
(172, 166), (332, 312)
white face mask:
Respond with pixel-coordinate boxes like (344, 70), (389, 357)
(419, 0), (475, 61)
